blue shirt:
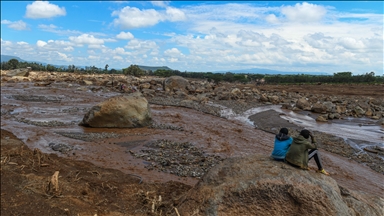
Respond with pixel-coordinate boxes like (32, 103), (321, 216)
(271, 135), (293, 160)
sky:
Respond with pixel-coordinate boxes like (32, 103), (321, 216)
(1, 1), (383, 75)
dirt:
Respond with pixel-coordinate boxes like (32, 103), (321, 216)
(1, 80), (383, 216)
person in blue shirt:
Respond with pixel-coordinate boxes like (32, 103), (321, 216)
(271, 128), (293, 161)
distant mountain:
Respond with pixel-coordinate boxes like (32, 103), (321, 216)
(1, 55), (26, 63)
(1, 54), (48, 66)
(138, 65), (172, 71)
(214, 68), (330, 75)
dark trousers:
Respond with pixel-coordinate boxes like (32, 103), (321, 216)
(308, 149), (323, 170)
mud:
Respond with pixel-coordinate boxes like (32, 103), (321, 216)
(1, 79), (384, 215)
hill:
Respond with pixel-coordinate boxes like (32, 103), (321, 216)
(1, 55), (26, 63)
(137, 65), (173, 71)
(215, 67), (330, 75)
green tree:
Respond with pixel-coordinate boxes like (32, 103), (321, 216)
(8, 59), (19, 69)
(46, 64), (55, 72)
(123, 64), (145, 77)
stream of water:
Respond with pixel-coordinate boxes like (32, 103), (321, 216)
(217, 104), (384, 153)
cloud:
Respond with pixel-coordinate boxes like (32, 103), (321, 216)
(17, 41), (28, 45)
(111, 6), (186, 29)
(281, 2), (327, 23)
(116, 31), (134, 40)
(165, 7), (186, 22)
(1, 20), (29, 30)
(37, 40), (47, 47)
(164, 48), (184, 57)
(112, 7), (164, 29)
(69, 34), (104, 45)
(338, 37), (365, 50)
(265, 14), (279, 24)
(25, 1), (66, 19)
(151, 1), (170, 8)
(56, 51), (73, 62)
(38, 24), (82, 36)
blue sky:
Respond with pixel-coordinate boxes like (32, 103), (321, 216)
(1, 1), (383, 75)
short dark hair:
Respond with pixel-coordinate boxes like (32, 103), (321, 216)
(300, 129), (310, 139)
(279, 128), (288, 135)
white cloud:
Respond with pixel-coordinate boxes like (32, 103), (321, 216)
(17, 41), (28, 45)
(56, 51), (73, 62)
(125, 39), (158, 51)
(281, 2), (327, 23)
(164, 48), (184, 57)
(38, 24), (82, 36)
(265, 14), (279, 24)
(37, 40), (47, 47)
(338, 37), (365, 50)
(116, 31), (134, 40)
(25, 1), (66, 19)
(89, 55), (101, 60)
(112, 6), (164, 29)
(151, 1), (170, 8)
(165, 7), (186, 22)
(69, 34), (104, 45)
(113, 56), (123, 60)
(1, 20), (28, 30)
(111, 6), (186, 29)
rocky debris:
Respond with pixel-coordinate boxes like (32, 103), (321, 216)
(54, 131), (122, 141)
(9, 95), (62, 103)
(296, 98), (311, 110)
(149, 122), (184, 131)
(34, 82), (52, 87)
(316, 115), (328, 122)
(82, 80), (93, 85)
(148, 97), (222, 117)
(163, 76), (189, 93)
(6, 68), (30, 77)
(80, 92), (152, 128)
(48, 142), (73, 153)
(177, 155), (383, 216)
(312, 102), (327, 113)
(129, 140), (223, 178)
(16, 118), (77, 127)
(2, 71), (382, 121)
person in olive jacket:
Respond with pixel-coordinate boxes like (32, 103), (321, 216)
(285, 129), (329, 175)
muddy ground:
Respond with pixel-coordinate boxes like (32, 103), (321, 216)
(1, 80), (383, 216)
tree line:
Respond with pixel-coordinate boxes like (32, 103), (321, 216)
(1, 59), (382, 84)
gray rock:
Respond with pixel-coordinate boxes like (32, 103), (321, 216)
(163, 76), (189, 93)
(296, 97), (311, 110)
(312, 102), (327, 113)
(6, 68), (30, 77)
(80, 92), (152, 128)
(177, 155), (383, 216)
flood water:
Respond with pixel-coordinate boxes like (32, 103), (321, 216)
(218, 104), (383, 152)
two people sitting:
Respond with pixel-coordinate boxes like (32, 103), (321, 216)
(271, 128), (329, 176)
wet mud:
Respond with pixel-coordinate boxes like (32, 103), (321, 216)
(1, 82), (383, 198)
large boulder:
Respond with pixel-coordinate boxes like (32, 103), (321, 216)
(6, 68), (30, 77)
(163, 76), (189, 93)
(312, 102), (327, 113)
(79, 92), (152, 128)
(177, 155), (383, 216)
(296, 97), (311, 110)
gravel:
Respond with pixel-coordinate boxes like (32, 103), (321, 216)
(129, 139), (224, 178)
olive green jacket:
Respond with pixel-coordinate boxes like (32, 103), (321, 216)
(285, 135), (317, 169)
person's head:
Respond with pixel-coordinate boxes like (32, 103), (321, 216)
(300, 129), (311, 139)
(279, 128), (288, 135)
